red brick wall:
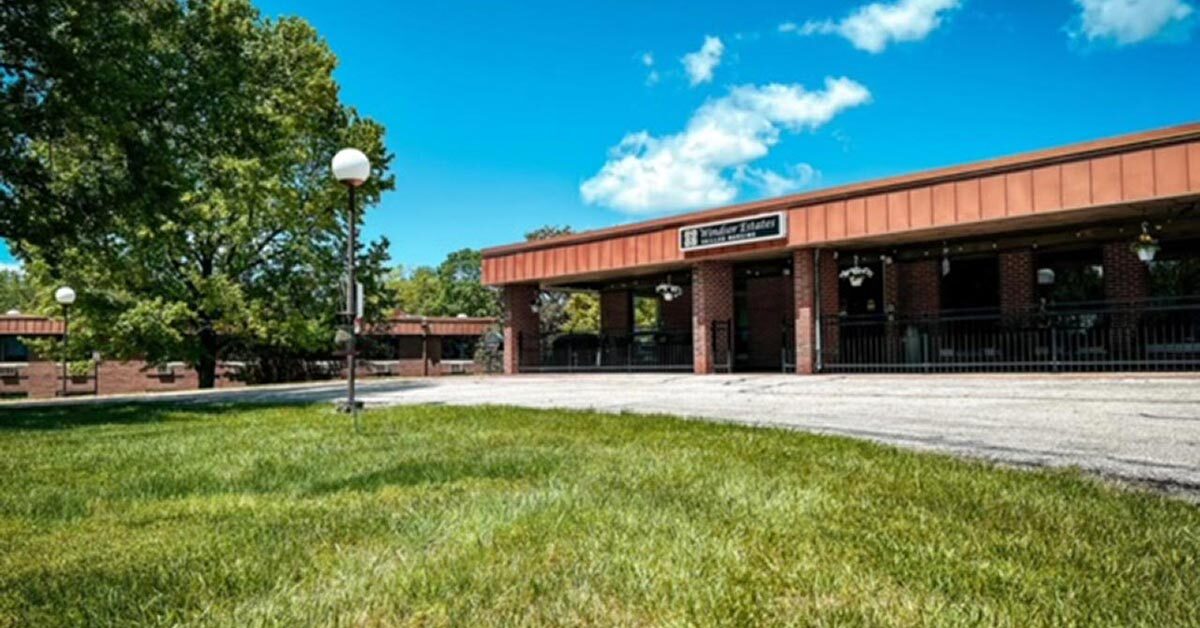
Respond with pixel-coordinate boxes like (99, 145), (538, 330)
(898, 259), (941, 316)
(0, 359), (245, 399)
(793, 249), (816, 374)
(882, 261), (900, 316)
(692, 262), (733, 374)
(503, 284), (540, 374)
(600, 289), (632, 335)
(660, 289), (692, 331)
(999, 249), (1035, 316)
(1103, 241), (1150, 302)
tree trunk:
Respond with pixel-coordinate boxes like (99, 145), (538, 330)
(197, 327), (218, 389)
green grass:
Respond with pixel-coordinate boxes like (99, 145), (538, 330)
(0, 403), (1197, 627)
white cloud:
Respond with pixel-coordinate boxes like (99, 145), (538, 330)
(579, 77), (870, 214)
(681, 36), (725, 86)
(639, 52), (659, 86)
(784, 0), (961, 53)
(1070, 0), (1194, 44)
(0, 262), (23, 275)
(734, 164), (819, 197)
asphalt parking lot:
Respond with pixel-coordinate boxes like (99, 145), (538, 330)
(361, 373), (1200, 496)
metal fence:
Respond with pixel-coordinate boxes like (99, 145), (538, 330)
(518, 330), (693, 372)
(819, 297), (1200, 373)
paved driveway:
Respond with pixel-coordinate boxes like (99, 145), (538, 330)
(360, 373), (1200, 495)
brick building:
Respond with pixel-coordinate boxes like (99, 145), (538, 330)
(0, 313), (496, 399)
(483, 123), (1200, 375)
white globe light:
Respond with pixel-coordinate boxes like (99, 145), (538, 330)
(331, 148), (371, 186)
(55, 286), (76, 305)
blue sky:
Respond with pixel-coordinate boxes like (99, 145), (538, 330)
(3, 0), (1198, 269)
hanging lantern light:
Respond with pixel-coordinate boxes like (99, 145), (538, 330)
(838, 255), (874, 288)
(656, 275), (684, 302)
(941, 245), (951, 277)
(1131, 221), (1160, 263)
(529, 296), (542, 314)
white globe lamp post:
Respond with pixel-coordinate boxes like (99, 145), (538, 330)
(54, 286), (76, 397)
(331, 149), (371, 422)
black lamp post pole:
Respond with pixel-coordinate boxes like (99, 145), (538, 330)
(60, 305), (69, 397)
(346, 184), (358, 417)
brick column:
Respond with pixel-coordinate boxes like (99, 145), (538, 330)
(1103, 241), (1149, 303)
(502, 284), (539, 374)
(999, 249), (1035, 321)
(817, 250), (839, 366)
(599, 289), (633, 335)
(660, 289), (692, 331)
(1103, 241), (1149, 357)
(692, 261), (733, 374)
(898, 259), (940, 317)
(882, 259), (899, 315)
(793, 249), (816, 374)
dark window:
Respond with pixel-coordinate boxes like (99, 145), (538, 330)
(394, 336), (425, 360)
(940, 256), (999, 312)
(1035, 248), (1104, 305)
(0, 337), (29, 362)
(1149, 237), (1200, 299)
(441, 336), (478, 361)
(838, 260), (884, 316)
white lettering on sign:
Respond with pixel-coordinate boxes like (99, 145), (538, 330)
(678, 212), (787, 252)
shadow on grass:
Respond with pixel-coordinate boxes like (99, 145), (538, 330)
(305, 456), (561, 495)
(0, 379), (436, 431)
(0, 402), (254, 431)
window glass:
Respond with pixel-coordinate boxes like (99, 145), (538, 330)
(1034, 248), (1104, 305)
(441, 336), (478, 361)
(1149, 238), (1200, 299)
(940, 256), (999, 311)
(0, 337), (29, 362)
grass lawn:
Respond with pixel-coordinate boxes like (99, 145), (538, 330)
(0, 403), (1197, 626)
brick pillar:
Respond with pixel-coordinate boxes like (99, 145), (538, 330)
(599, 289), (632, 335)
(793, 250), (816, 374)
(999, 249), (1035, 321)
(1103, 241), (1149, 303)
(817, 250), (839, 366)
(898, 259), (940, 317)
(882, 259), (900, 315)
(692, 261), (733, 374)
(502, 284), (539, 374)
(1103, 241), (1149, 356)
(660, 289), (692, 331)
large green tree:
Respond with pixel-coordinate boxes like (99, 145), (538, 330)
(390, 249), (501, 318)
(0, 268), (35, 313)
(0, 0), (394, 387)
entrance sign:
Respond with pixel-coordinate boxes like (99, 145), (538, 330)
(679, 211), (787, 252)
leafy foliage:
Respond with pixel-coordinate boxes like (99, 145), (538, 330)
(1, 0), (394, 385)
(390, 249), (500, 318)
(0, 269), (35, 313)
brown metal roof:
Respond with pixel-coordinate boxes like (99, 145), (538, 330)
(482, 122), (1200, 258)
(0, 315), (64, 336)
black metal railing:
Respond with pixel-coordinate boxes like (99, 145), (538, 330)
(781, 321), (796, 373)
(819, 296), (1200, 373)
(518, 330), (693, 372)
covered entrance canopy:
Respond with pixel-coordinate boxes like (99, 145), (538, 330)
(483, 123), (1200, 375)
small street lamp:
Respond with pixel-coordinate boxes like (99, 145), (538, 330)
(331, 148), (371, 423)
(54, 286), (76, 397)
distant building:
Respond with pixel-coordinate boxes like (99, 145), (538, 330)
(0, 313), (496, 399)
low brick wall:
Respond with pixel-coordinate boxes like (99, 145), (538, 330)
(0, 360), (244, 400)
